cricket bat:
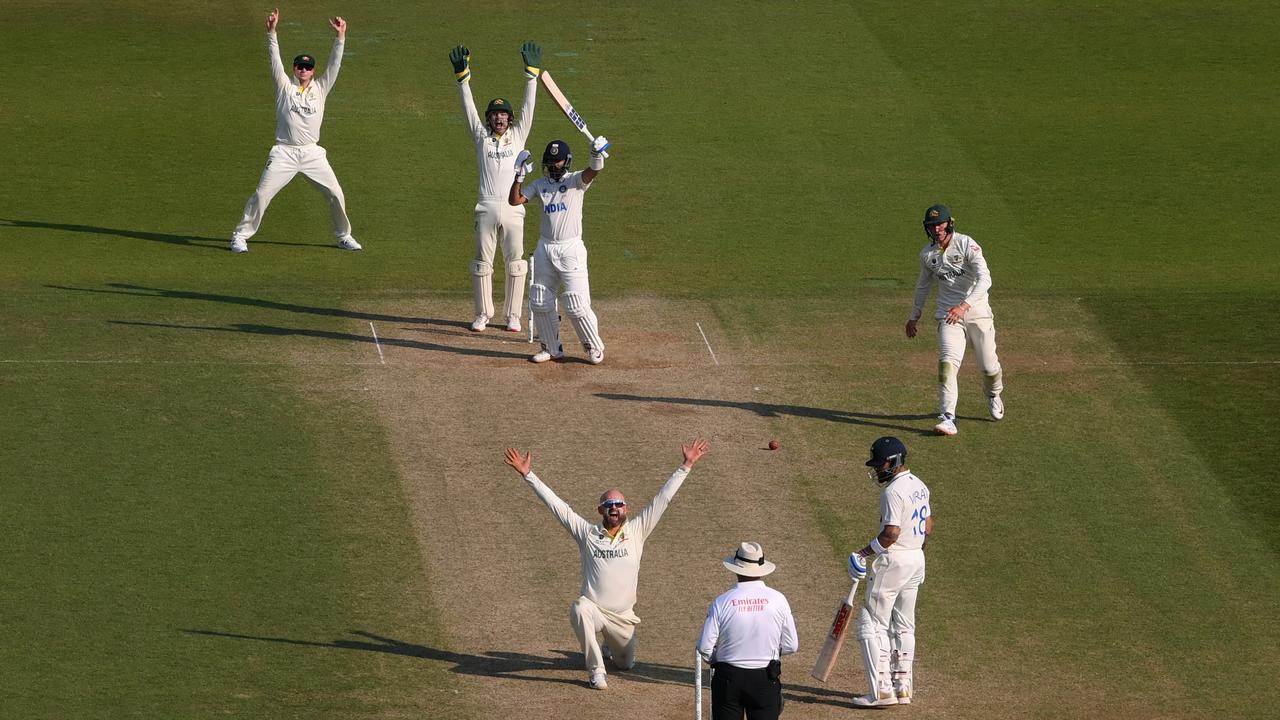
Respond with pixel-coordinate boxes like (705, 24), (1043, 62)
(539, 70), (608, 158)
(810, 579), (860, 682)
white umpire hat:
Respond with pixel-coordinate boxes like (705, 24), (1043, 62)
(722, 541), (776, 578)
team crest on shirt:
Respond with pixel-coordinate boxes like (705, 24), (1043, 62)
(559, 185), (567, 193)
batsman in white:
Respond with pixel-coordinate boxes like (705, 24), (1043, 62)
(907, 204), (1004, 436)
(508, 136), (610, 364)
(230, 8), (361, 253)
(449, 42), (541, 332)
(697, 541), (799, 720)
(504, 439), (710, 690)
(848, 437), (933, 707)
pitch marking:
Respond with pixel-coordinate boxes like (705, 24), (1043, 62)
(369, 322), (386, 365)
(696, 322), (720, 366)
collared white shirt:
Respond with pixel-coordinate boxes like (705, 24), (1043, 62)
(910, 232), (994, 321)
(267, 32), (343, 146)
(697, 580), (799, 669)
(881, 471), (931, 552)
(522, 170), (591, 243)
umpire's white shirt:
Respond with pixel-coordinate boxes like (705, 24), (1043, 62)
(522, 171), (590, 243)
(697, 580), (799, 669)
(267, 32), (342, 146)
(910, 233), (994, 322)
(523, 467), (688, 620)
(881, 471), (930, 552)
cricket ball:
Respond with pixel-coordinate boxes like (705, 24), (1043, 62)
(768, 439), (780, 451)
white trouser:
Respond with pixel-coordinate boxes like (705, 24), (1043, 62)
(233, 143), (352, 241)
(570, 596), (638, 674)
(529, 239), (603, 354)
(936, 306), (1002, 416)
(471, 200), (527, 319)
(857, 549), (926, 696)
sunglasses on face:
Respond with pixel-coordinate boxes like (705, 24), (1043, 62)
(295, 65), (314, 71)
(600, 500), (626, 509)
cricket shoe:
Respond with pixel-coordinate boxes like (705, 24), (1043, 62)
(229, 238), (248, 253)
(505, 315), (522, 333)
(933, 413), (958, 436)
(588, 671), (608, 690)
(470, 315), (489, 332)
(894, 684), (912, 705)
(851, 690), (898, 708)
(337, 236), (363, 251)
(531, 347), (563, 363)
(989, 395), (1005, 421)
(587, 348), (605, 365)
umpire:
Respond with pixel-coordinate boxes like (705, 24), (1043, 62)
(697, 542), (799, 719)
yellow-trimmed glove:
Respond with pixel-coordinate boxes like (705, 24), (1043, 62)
(521, 41), (542, 79)
(449, 45), (470, 83)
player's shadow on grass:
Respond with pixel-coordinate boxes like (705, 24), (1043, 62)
(595, 393), (937, 436)
(49, 283), (472, 331)
(1, 218), (329, 250)
(180, 629), (697, 688)
(109, 320), (528, 360)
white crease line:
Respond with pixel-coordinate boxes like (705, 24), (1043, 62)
(0, 359), (383, 366)
(695, 322), (720, 366)
(369, 321), (386, 365)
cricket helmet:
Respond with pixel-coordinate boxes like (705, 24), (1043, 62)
(543, 139), (572, 180)
(865, 436), (908, 485)
(922, 203), (955, 240)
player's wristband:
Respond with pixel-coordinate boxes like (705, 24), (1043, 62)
(525, 65), (541, 78)
(455, 68), (471, 83)
(589, 153), (604, 170)
(870, 538), (888, 555)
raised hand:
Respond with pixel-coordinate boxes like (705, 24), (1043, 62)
(591, 135), (610, 156)
(449, 45), (471, 81)
(681, 438), (710, 468)
(514, 150), (534, 181)
(521, 41), (542, 78)
(329, 16), (347, 39)
(504, 447), (532, 476)
(266, 8), (279, 32)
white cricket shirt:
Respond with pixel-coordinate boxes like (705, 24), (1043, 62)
(267, 32), (343, 146)
(697, 580), (799, 669)
(522, 170), (591, 243)
(880, 471), (931, 552)
(523, 467), (689, 619)
(458, 76), (536, 202)
(910, 233), (994, 322)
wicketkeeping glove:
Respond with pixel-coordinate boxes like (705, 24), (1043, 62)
(521, 41), (542, 78)
(449, 45), (471, 82)
(847, 552), (867, 581)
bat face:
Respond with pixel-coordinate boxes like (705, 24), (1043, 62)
(811, 580), (860, 683)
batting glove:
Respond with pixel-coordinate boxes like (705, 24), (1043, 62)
(521, 41), (542, 79)
(514, 150), (533, 181)
(847, 552), (867, 581)
(449, 45), (470, 82)
(590, 135), (610, 156)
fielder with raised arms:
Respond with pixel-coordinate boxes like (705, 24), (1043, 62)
(508, 136), (610, 364)
(504, 439), (710, 690)
(848, 437), (933, 707)
(907, 204), (1005, 435)
(449, 42), (540, 333)
(230, 8), (361, 253)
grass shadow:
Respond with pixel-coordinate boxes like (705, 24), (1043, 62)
(181, 629), (696, 687)
(595, 393), (938, 436)
(48, 283), (471, 330)
(1, 217), (329, 250)
(109, 320), (529, 360)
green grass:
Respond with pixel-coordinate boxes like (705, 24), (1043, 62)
(2, 1), (1278, 717)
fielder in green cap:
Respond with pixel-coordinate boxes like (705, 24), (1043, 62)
(905, 204), (1005, 435)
